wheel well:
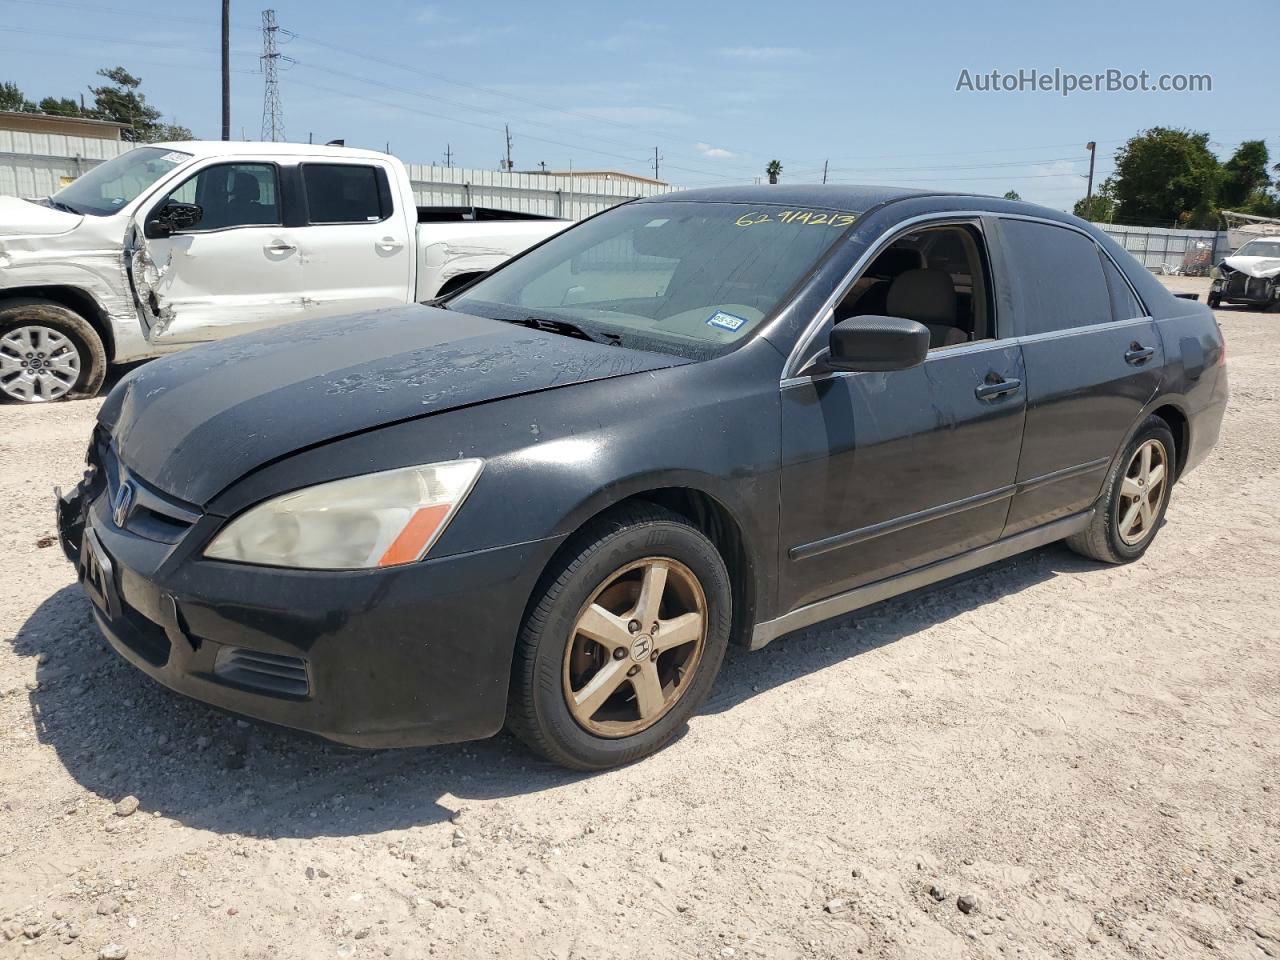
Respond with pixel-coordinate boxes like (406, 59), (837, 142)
(0, 285), (114, 361)
(434, 272), (486, 298)
(1151, 404), (1189, 479)
(524, 488), (757, 653)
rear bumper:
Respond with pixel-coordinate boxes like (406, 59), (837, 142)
(58, 482), (561, 748)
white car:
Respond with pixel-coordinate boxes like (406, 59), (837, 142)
(0, 141), (569, 402)
(1208, 237), (1280, 310)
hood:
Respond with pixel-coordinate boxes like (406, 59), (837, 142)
(99, 305), (688, 505)
(0, 196), (83, 237)
(1223, 254), (1280, 280)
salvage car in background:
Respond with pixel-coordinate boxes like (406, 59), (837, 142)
(57, 185), (1227, 770)
(0, 141), (566, 402)
(1208, 237), (1280, 310)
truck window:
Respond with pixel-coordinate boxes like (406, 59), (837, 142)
(162, 162), (281, 231)
(1000, 219), (1111, 335)
(302, 164), (386, 223)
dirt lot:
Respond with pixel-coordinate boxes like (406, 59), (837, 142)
(1, 277), (1276, 960)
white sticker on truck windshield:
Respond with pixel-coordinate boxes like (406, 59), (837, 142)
(706, 311), (747, 332)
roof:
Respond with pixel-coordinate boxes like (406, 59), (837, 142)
(154, 140), (394, 162)
(0, 110), (131, 130)
(542, 170), (667, 186)
(642, 184), (934, 211)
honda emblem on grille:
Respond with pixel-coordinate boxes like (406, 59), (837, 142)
(112, 481), (134, 528)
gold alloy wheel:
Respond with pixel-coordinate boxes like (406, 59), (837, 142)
(562, 558), (707, 738)
(1116, 438), (1169, 546)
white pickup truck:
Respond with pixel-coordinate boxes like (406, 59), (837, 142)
(0, 141), (569, 403)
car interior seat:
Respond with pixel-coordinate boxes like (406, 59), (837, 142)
(884, 268), (969, 348)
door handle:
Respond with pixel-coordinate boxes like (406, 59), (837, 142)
(975, 376), (1022, 400)
(376, 236), (405, 252)
(264, 240), (296, 254)
(1125, 343), (1155, 365)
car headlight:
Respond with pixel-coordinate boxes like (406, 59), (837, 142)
(204, 459), (484, 570)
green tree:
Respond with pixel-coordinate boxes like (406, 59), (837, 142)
(1073, 178), (1118, 222)
(766, 159), (782, 184)
(89, 66), (188, 142)
(1220, 139), (1272, 210)
(1002, 190), (1021, 201)
(37, 96), (84, 117)
(1110, 128), (1221, 228)
(0, 81), (29, 112)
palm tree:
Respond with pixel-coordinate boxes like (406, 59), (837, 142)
(766, 160), (782, 184)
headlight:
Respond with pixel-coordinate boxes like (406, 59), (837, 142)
(204, 459), (483, 569)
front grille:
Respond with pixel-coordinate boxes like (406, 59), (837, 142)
(98, 441), (199, 544)
(213, 647), (310, 698)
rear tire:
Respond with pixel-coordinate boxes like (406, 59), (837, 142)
(507, 503), (731, 770)
(0, 299), (107, 403)
(1067, 415), (1176, 564)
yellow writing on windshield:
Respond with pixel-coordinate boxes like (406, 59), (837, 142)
(734, 210), (857, 228)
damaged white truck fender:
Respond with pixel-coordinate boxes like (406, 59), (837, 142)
(0, 141), (570, 403)
(1208, 236), (1280, 310)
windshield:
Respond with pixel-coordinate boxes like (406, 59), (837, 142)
(1235, 239), (1280, 259)
(451, 200), (857, 359)
(51, 146), (192, 216)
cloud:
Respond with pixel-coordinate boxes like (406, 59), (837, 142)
(697, 142), (736, 160)
(715, 46), (801, 61)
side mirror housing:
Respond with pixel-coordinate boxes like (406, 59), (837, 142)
(827, 315), (930, 372)
(145, 201), (203, 238)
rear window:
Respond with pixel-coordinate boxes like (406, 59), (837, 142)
(1000, 219), (1111, 335)
(302, 164), (385, 223)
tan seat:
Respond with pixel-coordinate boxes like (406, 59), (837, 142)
(885, 268), (968, 348)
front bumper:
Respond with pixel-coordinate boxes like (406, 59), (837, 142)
(57, 480), (560, 748)
(1211, 275), (1279, 304)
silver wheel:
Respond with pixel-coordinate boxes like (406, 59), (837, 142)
(0, 325), (82, 402)
(562, 557), (707, 739)
(1116, 438), (1169, 546)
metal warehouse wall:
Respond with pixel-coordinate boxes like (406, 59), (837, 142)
(1093, 222), (1231, 271)
(0, 135), (671, 218)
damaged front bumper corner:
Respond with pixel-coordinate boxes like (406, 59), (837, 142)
(55, 482), (87, 565)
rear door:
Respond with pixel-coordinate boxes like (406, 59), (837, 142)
(133, 159), (305, 344)
(997, 217), (1164, 535)
(294, 161), (414, 318)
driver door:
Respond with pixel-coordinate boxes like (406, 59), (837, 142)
(131, 160), (304, 344)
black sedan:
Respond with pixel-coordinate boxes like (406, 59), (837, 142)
(57, 185), (1228, 770)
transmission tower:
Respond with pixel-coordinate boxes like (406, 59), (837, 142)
(260, 9), (285, 141)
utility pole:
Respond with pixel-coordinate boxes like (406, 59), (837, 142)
(538, 161), (548, 173)
(260, 9), (285, 142)
(443, 143), (453, 168)
(220, 0), (230, 140)
(1085, 141), (1096, 202)
(822, 159), (828, 184)
(503, 124), (513, 172)
(652, 146), (662, 182)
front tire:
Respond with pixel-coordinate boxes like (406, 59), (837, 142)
(1067, 415), (1175, 564)
(0, 299), (106, 403)
(507, 503), (732, 770)
(1207, 293), (1221, 309)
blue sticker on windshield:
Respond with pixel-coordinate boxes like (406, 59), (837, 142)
(706, 311), (747, 332)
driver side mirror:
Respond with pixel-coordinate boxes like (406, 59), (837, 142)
(827, 315), (930, 372)
(145, 201), (203, 238)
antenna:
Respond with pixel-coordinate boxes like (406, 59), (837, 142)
(260, 9), (285, 141)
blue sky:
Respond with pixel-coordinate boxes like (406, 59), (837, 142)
(2, 0), (1275, 210)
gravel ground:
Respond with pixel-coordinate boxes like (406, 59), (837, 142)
(1, 277), (1276, 960)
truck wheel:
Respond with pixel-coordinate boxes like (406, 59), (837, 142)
(507, 503), (732, 770)
(1207, 293), (1221, 309)
(1066, 415), (1176, 564)
(0, 299), (107, 403)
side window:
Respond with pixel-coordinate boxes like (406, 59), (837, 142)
(162, 163), (280, 231)
(834, 223), (994, 349)
(1098, 251), (1146, 321)
(302, 164), (385, 223)
(1000, 219), (1111, 334)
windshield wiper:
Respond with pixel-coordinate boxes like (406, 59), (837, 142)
(40, 198), (80, 215)
(495, 315), (621, 346)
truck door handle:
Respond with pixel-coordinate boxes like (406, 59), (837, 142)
(376, 236), (405, 252)
(1125, 343), (1155, 365)
(975, 376), (1021, 400)
(264, 241), (296, 254)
